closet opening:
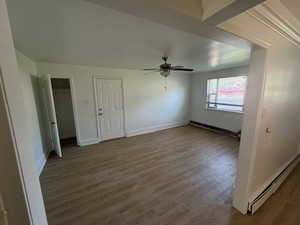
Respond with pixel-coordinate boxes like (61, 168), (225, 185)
(51, 78), (77, 148)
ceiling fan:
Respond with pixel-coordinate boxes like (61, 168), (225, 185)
(143, 56), (194, 77)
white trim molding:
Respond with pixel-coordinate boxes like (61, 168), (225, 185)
(76, 121), (189, 146)
(48, 74), (81, 145)
(37, 150), (51, 176)
(78, 138), (100, 147)
(126, 121), (189, 137)
(247, 3), (300, 47)
(37, 157), (47, 176)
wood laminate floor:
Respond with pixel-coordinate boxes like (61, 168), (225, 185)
(40, 126), (300, 225)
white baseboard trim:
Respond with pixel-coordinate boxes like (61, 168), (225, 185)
(126, 121), (189, 137)
(77, 121), (189, 146)
(38, 157), (47, 176)
(78, 138), (100, 147)
(248, 154), (300, 212)
(37, 151), (51, 176)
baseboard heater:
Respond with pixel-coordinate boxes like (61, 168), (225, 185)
(190, 121), (240, 138)
(248, 154), (300, 214)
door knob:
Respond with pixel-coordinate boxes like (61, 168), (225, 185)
(266, 128), (271, 133)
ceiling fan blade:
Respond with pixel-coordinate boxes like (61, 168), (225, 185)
(143, 68), (160, 71)
(172, 68), (194, 71)
(172, 65), (184, 69)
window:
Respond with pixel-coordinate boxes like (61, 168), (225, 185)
(206, 76), (247, 113)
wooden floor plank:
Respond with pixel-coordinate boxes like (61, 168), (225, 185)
(40, 126), (300, 225)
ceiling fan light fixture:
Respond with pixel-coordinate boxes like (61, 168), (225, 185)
(143, 56), (194, 78)
(160, 70), (170, 77)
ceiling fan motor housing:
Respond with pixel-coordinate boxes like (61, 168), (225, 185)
(143, 56), (193, 77)
(160, 59), (171, 77)
(160, 63), (171, 70)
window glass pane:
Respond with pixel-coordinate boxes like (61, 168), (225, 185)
(207, 79), (217, 95)
(206, 76), (247, 112)
(217, 76), (247, 106)
(208, 94), (216, 102)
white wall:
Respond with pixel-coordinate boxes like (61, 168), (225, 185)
(219, 1), (300, 213)
(0, 0), (48, 224)
(15, 51), (50, 174)
(53, 88), (76, 139)
(232, 47), (268, 212)
(249, 36), (300, 199)
(37, 63), (191, 145)
(190, 66), (248, 132)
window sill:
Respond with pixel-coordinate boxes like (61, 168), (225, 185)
(206, 108), (244, 115)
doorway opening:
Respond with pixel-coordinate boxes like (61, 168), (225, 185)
(50, 78), (78, 149)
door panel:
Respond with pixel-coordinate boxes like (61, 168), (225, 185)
(96, 79), (124, 141)
(45, 76), (62, 157)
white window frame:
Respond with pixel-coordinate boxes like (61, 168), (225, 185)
(206, 76), (247, 113)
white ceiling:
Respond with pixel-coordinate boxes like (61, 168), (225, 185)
(7, 0), (251, 72)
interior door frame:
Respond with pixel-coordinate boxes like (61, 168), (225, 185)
(46, 75), (62, 157)
(48, 74), (81, 146)
(93, 76), (127, 142)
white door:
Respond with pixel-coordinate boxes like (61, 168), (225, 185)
(45, 76), (62, 157)
(96, 79), (125, 141)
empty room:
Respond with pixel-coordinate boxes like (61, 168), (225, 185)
(1, 0), (300, 225)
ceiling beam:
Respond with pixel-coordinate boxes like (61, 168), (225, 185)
(202, 0), (266, 25)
